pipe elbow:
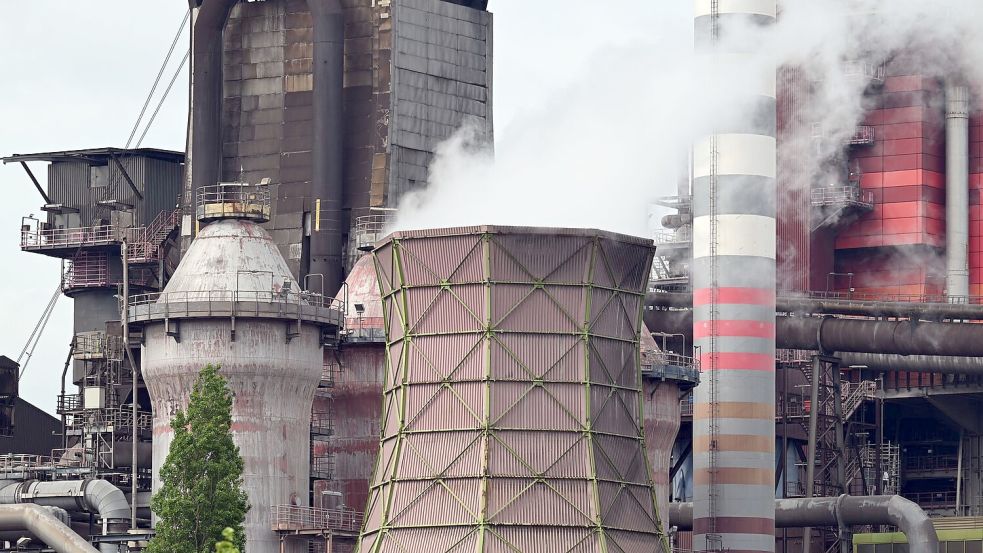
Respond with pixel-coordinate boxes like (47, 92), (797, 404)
(82, 480), (129, 524)
(885, 495), (938, 553)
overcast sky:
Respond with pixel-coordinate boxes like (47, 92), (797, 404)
(0, 2), (669, 414)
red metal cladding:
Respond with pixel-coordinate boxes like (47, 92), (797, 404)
(356, 226), (669, 553)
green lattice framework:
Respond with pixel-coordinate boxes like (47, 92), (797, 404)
(356, 226), (670, 553)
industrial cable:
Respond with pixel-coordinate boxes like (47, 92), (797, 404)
(135, 48), (190, 148)
(17, 284), (62, 380)
(124, 10), (191, 149)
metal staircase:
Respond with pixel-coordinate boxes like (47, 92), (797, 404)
(127, 208), (182, 264)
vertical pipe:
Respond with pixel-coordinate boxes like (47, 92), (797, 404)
(956, 428), (964, 514)
(307, 0), (346, 296)
(184, 0), (238, 239)
(692, 2), (778, 551)
(946, 82), (970, 299)
(803, 356), (821, 553)
(121, 241), (138, 530)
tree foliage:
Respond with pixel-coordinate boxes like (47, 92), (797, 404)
(148, 365), (249, 553)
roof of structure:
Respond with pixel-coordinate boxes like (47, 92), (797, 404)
(2, 147), (184, 164)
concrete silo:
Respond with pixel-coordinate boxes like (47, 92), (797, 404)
(357, 226), (669, 552)
(128, 184), (343, 553)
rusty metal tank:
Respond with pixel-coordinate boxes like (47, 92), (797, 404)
(640, 326), (699, 534)
(129, 184), (343, 553)
(356, 226), (669, 552)
(314, 253), (385, 511)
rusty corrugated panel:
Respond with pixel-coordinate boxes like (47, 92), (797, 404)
(356, 226), (669, 552)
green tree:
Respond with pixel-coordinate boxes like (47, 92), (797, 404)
(148, 365), (249, 553)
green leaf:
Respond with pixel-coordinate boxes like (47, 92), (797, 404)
(147, 365), (249, 553)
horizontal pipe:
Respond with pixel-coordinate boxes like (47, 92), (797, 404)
(670, 496), (938, 553)
(838, 352), (983, 374)
(0, 504), (99, 553)
(646, 292), (983, 320)
(644, 309), (983, 357)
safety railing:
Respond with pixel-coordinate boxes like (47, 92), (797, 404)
(354, 213), (394, 251)
(311, 454), (335, 480)
(196, 183), (271, 222)
(903, 490), (957, 508)
(128, 289), (345, 327)
(128, 208), (182, 263)
(63, 251), (114, 290)
(270, 505), (363, 534)
(811, 185), (875, 209)
(905, 454), (959, 473)
(653, 227), (692, 246)
(21, 223), (120, 250)
(56, 394), (82, 415)
(130, 289), (343, 311)
(803, 290), (983, 305)
(642, 354), (700, 385)
(842, 61), (886, 84)
(310, 412), (333, 436)
(849, 125), (875, 145)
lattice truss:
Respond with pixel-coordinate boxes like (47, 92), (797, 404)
(357, 227), (670, 553)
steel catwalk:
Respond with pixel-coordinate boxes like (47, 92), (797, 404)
(692, 1), (778, 551)
(356, 226), (669, 553)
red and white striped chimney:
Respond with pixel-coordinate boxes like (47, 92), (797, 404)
(692, 1), (778, 551)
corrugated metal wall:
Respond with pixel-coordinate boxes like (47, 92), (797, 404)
(358, 226), (667, 552)
(388, 0), (492, 203)
(0, 399), (61, 456)
(777, 66), (810, 293)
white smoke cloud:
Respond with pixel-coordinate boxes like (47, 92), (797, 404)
(393, 0), (983, 240)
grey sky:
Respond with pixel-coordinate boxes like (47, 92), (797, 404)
(0, 2), (668, 414)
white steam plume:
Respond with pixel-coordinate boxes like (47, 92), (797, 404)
(392, 0), (983, 238)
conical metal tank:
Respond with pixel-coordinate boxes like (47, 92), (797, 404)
(357, 225), (669, 553)
(128, 184), (343, 553)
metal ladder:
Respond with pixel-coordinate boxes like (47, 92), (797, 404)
(705, 1), (723, 550)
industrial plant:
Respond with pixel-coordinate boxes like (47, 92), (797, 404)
(1, 1), (983, 553)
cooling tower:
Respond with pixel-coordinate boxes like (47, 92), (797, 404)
(356, 225), (669, 553)
(128, 185), (343, 553)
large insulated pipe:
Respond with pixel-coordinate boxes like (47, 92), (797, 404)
(669, 496), (938, 553)
(185, 0), (238, 217)
(0, 480), (130, 528)
(692, 2), (777, 549)
(645, 310), (983, 357)
(838, 352), (983, 374)
(946, 82), (971, 299)
(307, 0), (346, 296)
(647, 291), (983, 320)
(0, 504), (99, 553)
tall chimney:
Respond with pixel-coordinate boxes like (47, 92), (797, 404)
(692, 1), (778, 551)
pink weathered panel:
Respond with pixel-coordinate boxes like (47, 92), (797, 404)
(357, 227), (666, 552)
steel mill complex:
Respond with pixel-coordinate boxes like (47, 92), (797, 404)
(3, 1), (983, 553)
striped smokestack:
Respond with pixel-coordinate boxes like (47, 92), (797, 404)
(692, 1), (777, 552)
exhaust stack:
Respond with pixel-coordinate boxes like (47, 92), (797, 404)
(692, 1), (778, 551)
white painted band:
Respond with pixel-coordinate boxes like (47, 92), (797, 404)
(693, 214), (776, 260)
(693, 134), (776, 179)
(694, 0), (777, 18)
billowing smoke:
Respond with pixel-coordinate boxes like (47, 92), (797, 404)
(392, 0), (983, 239)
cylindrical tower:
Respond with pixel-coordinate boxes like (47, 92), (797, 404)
(357, 225), (668, 552)
(640, 327), (699, 535)
(692, 1), (778, 551)
(129, 184), (343, 553)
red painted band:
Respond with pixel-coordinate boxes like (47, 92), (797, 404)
(699, 352), (775, 371)
(694, 320), (775, 339)
(694, 287), (776, 307)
